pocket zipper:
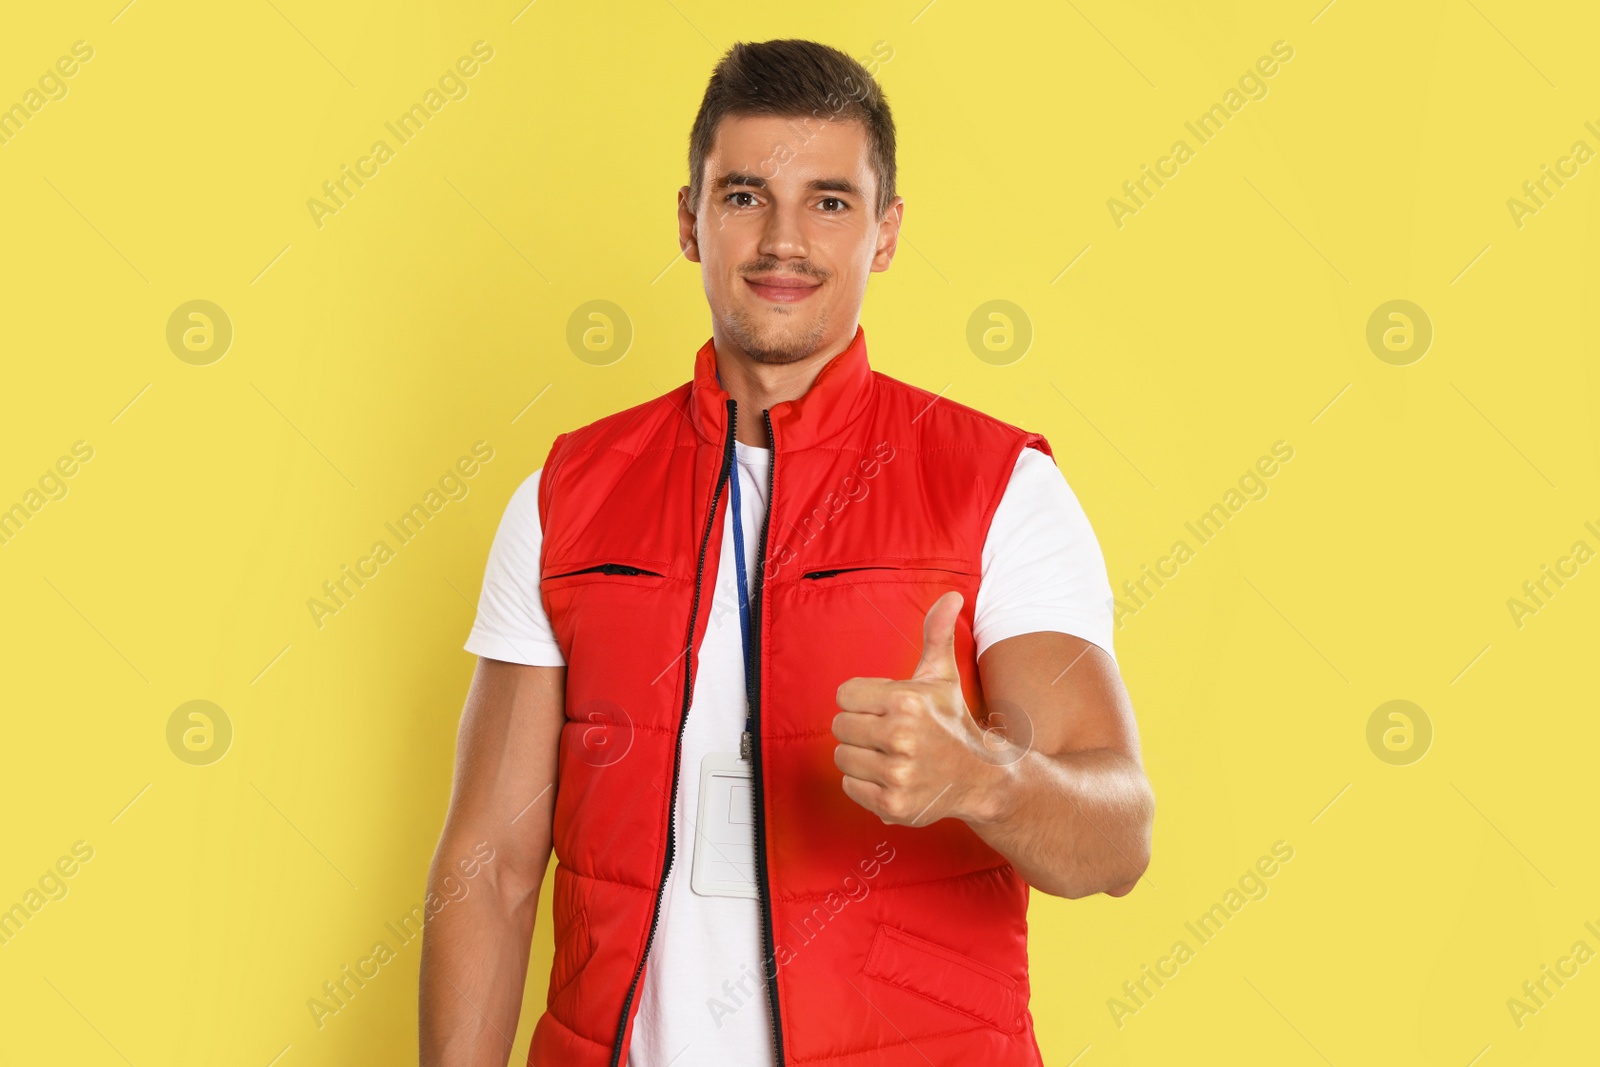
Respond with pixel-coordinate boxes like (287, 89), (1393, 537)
(800, 566), (889, 580)
(543, 562), (665, 579)
(801, 564), (970, 580)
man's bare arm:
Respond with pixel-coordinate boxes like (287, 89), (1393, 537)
(968, 630), (1154, 899)
(419, 658), (565, 1067)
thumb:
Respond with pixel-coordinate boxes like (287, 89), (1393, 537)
(911, 590), (963, 683)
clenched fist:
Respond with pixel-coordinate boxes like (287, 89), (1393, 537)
(831, 590), (1012, 826)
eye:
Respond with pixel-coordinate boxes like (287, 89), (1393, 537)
(725, 191), (758, 208)
(820, 197), (847, 212)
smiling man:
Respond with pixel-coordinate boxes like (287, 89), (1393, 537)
(419, 38), (1154, 1067)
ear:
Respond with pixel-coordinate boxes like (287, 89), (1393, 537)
(871, 195), (903, 274)
(678, 185), (701, 263)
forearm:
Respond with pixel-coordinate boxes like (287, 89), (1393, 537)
(964, 747), (1153, 899)
(418, 842), (542, 1067)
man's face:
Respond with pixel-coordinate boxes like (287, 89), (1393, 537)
(679, 113), (903, 365)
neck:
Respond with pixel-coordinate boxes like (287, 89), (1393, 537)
(714, 326), (856, 447)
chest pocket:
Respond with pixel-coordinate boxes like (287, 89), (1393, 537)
(795, 556), (977, 585)
(543, 562), (666, 581)
(538, 559), (678, 668)
(781, 557), (980, 682)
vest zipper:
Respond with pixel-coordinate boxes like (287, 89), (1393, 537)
(749, 405), (786, 1064)
(607, 397), (738, 1067)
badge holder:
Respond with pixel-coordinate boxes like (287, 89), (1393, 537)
(690, 751), (758, 898)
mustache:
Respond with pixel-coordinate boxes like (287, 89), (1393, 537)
(742, 264), (827, 280)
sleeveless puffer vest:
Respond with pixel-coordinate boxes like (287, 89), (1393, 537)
(529, 323), (1052, 1066)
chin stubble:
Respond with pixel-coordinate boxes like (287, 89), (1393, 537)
(725, 305), (830, 366)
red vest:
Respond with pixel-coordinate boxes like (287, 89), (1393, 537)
(530, 324), (1052, 1066)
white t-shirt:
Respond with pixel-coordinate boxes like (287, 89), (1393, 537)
(464, 443), (1116, 1066)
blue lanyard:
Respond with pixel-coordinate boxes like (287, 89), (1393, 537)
(729, 447), (754, 688)
(718, 369), (757, 761)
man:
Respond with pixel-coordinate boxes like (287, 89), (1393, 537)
(420, 38), (1153, 1067)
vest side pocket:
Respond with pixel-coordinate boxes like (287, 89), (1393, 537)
(547, 905), (594, 1013)
(861, 921), (1023, 1033)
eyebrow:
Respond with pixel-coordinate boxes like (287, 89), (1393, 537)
(712, 171), (864, 199)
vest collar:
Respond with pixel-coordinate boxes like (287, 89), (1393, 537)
(689, 323), (875, 450)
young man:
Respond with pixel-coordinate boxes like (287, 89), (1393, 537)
(420, 38), (1153, 1067)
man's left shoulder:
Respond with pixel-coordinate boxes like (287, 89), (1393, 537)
(870, 370), (1047, 452)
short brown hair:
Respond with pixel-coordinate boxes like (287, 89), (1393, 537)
(688, 39), (896, 220)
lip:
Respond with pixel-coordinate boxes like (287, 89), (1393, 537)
(744, 275), (822, 303)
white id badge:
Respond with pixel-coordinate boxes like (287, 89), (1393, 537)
(690, 751), (758, 899)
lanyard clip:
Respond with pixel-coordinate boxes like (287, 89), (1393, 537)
(739, 730), (752, 762)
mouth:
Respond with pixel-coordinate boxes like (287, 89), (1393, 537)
(744, 275), (822, 304)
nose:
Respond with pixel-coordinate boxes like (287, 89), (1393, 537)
(757, 197), (809, 262)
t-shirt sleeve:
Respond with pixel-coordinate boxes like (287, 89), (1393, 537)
(463, 468), (567, 666)
(973, 446), (1117, 663)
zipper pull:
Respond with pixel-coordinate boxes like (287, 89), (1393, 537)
(740, 730), (752, 762)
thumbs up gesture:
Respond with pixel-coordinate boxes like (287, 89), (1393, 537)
(832, 591), (1003, 827)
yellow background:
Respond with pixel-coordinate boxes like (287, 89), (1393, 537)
(2, 1), (1596, 1064)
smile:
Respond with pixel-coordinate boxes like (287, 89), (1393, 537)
(744, 276), (822, 303)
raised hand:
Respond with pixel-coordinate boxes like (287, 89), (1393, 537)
(831, 591), (1005, 826)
